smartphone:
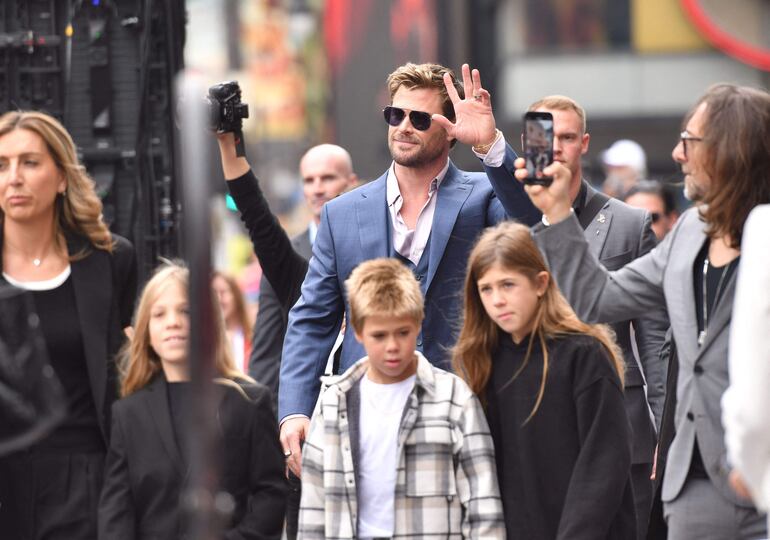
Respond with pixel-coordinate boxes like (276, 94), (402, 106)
(523, 111), (554, 186)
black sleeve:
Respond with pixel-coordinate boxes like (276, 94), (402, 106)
(556, 341), (633, 540)
(98, 403), (136, 540)
(111, 235), (138, 328)
(227, 170), (308, 309)
(247, 275), (284, 398)
(630, 211), (669, 429)
(225, 385), (288, 540)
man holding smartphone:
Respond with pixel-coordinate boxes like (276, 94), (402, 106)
(511, 84), (770, 540)
(461, 95), (669, 540)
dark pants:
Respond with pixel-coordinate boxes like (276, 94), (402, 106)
(0, 449), (105, 540)
(632, 461), (654, 540)
(285, 469), (301, 540)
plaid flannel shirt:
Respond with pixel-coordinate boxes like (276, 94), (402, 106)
(298, 352), (505, 539)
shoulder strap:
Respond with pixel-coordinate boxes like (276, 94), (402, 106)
(577, 190), (610, 230)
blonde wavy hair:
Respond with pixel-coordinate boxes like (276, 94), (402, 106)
(345, 258), (424, 334)
(0, 110), (113, 256)
(452, 222), (624, 422)
(120, 262), (249, 397)
(386, 62), (464, 122)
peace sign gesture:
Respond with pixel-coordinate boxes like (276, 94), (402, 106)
(431, 63), (498, 149)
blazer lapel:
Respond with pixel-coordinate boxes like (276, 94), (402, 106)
(355, 175), (389, 260)
(669, 216), (708, 364)
(425, 164), (472, 292)
(582, 187), (613, 258)
(696, 260), (738, 358)
(67, 233), (112, 439)
(144, 375), (186, 476)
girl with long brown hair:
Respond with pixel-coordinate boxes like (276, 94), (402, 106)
(453, 221), (636, 539)
(212, 270), (253, 373)
(98, 262), (287, 539)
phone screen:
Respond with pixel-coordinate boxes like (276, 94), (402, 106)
(524, 112), (554, 186)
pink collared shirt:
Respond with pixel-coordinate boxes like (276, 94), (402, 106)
(385, 160), (450, 265)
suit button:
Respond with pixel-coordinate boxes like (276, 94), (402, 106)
(694, 365), (704, 375)
(687, 412), (694, 421)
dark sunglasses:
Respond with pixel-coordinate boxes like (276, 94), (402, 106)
(383, 106), (432, 131)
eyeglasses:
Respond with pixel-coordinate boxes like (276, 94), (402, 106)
(680, 130), (703, 159)
(383, 106), (432, 131)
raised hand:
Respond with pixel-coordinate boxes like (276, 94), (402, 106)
(431, 63), (497, 148)
(513, 157), (574, 224)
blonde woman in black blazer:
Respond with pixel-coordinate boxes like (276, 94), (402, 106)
(98, 263), (287, 539)
(0, 111), (137, 539)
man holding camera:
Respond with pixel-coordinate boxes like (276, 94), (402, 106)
(278, 62), (541, 477)
(469, 94), (668, 539)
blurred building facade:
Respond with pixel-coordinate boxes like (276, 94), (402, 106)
(187, 0), (770, 277)
(320, 0), (769, 186)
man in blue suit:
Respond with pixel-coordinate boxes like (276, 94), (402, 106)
(279, 62), (539, 474)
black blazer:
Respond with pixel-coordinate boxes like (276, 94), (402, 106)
(248, 227), (312, 396)
(0, 229), (137, 443)
(98, 375), (288, 540)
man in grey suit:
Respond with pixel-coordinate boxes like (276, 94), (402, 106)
(475, 95), (668, 540)
(511, 84), (769, 540)
(248, 144), (357, 397)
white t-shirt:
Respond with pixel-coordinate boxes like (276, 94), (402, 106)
(229, 328), (246, 373)
(357, 372), (416, 538)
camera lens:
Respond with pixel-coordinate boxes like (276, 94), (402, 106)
(235, 103), (249, 120)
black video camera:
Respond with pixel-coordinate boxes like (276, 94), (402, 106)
(206, 80), (249, 134)
(207, 81), (249, 156)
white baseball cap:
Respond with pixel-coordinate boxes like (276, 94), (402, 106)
(601, 139), (647, 176)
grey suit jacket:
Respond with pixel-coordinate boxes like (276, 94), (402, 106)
(532, 207), (749, 506)
(248, 229), (312, 397)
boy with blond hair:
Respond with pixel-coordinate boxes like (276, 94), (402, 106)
(298, 258), (504, 539)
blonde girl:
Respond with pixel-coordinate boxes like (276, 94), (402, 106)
(98, 262), (287, 539)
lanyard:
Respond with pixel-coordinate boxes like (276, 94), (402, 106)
(698, 257), (733, 347)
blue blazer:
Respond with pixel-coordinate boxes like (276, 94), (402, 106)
(279, 159), (539, 418)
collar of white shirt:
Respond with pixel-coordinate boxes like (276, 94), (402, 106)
(385, 160), (450, 209)
(385, 160), (450, 265)
(308, 219), (318, 246)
